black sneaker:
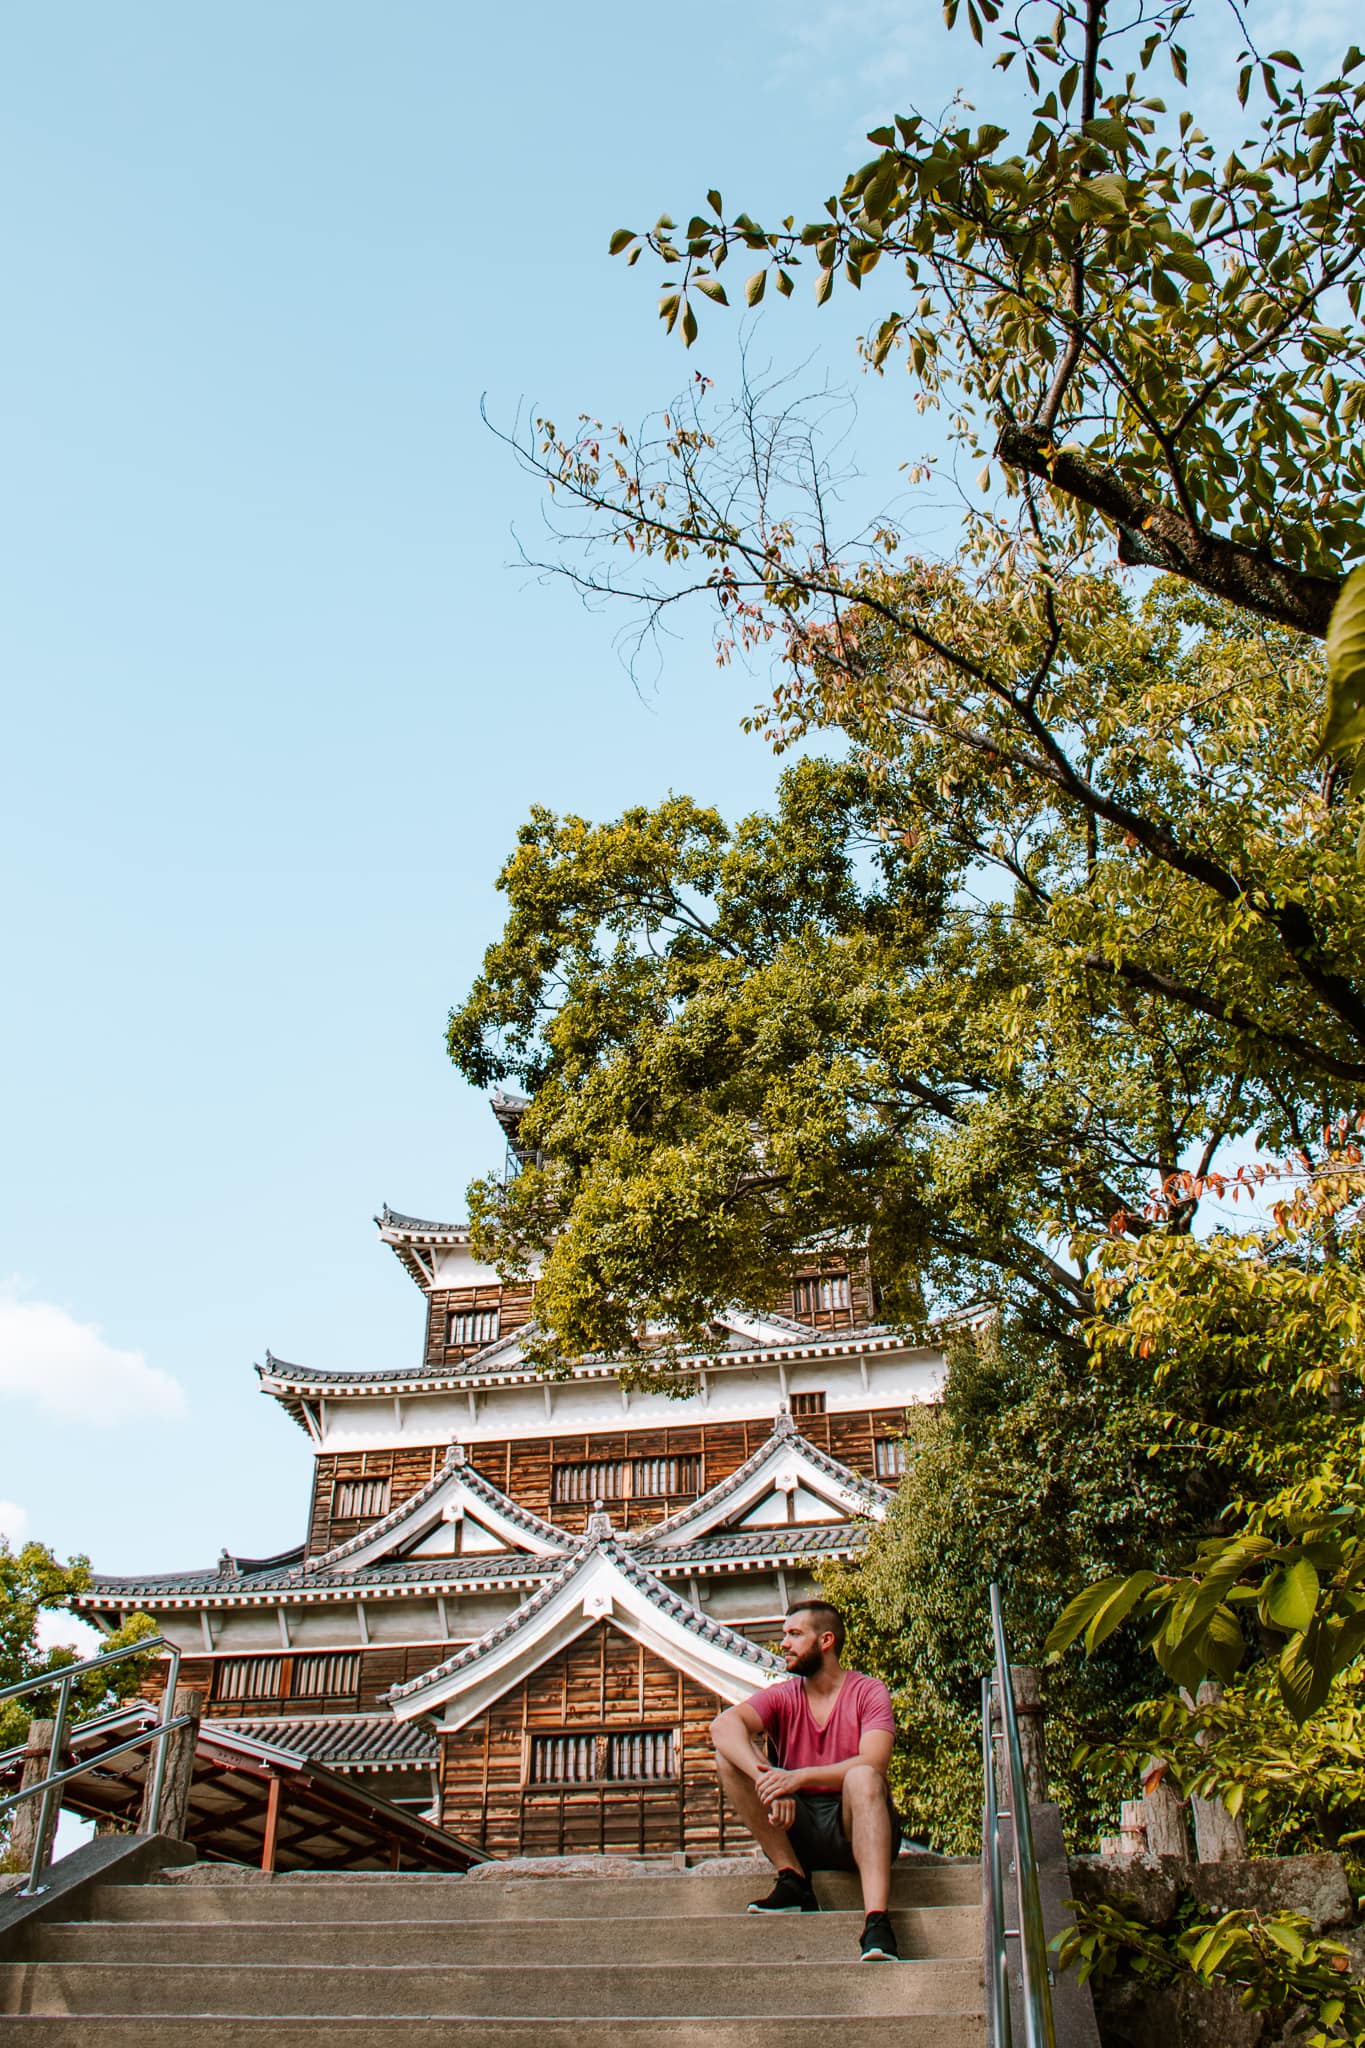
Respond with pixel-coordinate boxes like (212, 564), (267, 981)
(859, 1910), (900, 1961)
(747, 1869), (819, 1913)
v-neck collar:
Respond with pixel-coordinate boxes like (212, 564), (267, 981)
(800, 1671), (848, 1735)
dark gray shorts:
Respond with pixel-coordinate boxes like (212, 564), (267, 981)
(787, 1789), (903, 1874)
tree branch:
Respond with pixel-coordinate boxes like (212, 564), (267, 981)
(995, 423), (1341, 637)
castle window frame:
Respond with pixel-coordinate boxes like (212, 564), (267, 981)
(874, 1436), (907, 1482)
(528, 1728), (678, 1785)
(792, 1273), (851, 1318)
(551, 1456), (700, 1506)
(332, 1477), (391, 1521)
(448, 1307), (500, 1349)
(789, 1390), (826, 1417)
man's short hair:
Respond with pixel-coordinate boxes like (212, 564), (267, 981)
(787, 1599), (845, 1653)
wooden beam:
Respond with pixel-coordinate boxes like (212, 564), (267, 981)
(261, 1775), (283, 1874)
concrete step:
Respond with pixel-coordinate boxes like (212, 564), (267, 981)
(0, 2019), (986, 2046)
(87, 1864), (980, 1921)
(33, 1905), (982, 1966)
(0, 1958), (984, 2018)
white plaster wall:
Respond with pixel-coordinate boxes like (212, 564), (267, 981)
(428, 1244), (510, 1287)
(313, 1348), (944, 1454)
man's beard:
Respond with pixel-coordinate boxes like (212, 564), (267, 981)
(786, 1646), (823, 1678)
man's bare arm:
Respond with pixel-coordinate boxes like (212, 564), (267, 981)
(755, 1727), (893, 1803)
(710, 1701), (769, 1782)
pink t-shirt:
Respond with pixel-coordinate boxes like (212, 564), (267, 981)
(749, 1672), (896, 1792)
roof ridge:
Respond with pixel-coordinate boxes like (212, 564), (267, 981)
(631, 1413), (888, 1548)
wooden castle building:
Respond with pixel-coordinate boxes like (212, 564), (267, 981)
(79, 1098), (949, 1859)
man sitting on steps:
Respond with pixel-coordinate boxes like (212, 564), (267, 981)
(709, 1598), (902, 1963)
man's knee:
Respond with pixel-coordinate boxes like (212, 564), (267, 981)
(843, 1762), (887, 1804)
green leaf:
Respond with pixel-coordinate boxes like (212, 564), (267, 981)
(1322, 564), (1365, 755)
(1277, 1619), (1334, 1725)
(1084, 1570), (1158, 1652)
(681, 299), (698, 348)
(746, 269), (767, 307)
(1263, 1558), (1319, 1633)
(706, 189), (724, 215)
(815, 266), (835, 307)
(608, 229), (635, 257)
(695, 276), (729, 306)
(1046, 1574), (1139, 1657)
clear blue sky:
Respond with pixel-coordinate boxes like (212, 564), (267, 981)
(1, 1), (1341, 1579)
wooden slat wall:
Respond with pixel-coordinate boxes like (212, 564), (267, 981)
(778, 1257), (876, 1331)
(439, 1619), (736, 1858)
(139, 1646), (458, 1718)
(304, 1406), (907, 1551)
(425, 1282), (537, 1368)
(308, 1442), (445, 1556)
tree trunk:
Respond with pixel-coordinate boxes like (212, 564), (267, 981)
(139, 1687), (202, 1839)
(1189, 1683), (1247, 1864)
(1141, 1759), (1192, 1862)
(9, 1720), (56, 1872)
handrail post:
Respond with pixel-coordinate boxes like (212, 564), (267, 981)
(983, 1673), (1013, 2048)
(989, 1584), (1058, 2048)
(143, 1644), (182, 1834)
(20, 1670), (74, 1896)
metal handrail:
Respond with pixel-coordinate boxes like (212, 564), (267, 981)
(982, 1583), (1057, 2048)
(0, 1634), (184, 1897)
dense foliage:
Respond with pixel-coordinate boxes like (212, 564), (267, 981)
(451, 580), (1359, 1366)
(821, 1321), (1193, 1852)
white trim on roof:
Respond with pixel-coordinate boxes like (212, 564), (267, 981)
(389, 1533), (782, 1732)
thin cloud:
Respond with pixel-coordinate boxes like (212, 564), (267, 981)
(0, 1291), (187, 1427)
(0, 1499), (30, 1547)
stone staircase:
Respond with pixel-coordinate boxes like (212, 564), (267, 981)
(0, 1856), (986, 2044)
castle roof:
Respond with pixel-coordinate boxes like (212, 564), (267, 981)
(76, 1417), (882, 1615)
(256, 1319), (937, 1432)
(388, 1523), (783, 1729)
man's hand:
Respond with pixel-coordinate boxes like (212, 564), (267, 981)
(766, 1796), (796, 1830)
(756, 1765), (802, 1805)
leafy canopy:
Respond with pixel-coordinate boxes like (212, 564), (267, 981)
(451, 580), (1360, 1365)
(609, 0), (1365, 635)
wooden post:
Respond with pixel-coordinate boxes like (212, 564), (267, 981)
(1141, 1757), (1192, 1862)
(1007, 1665), (1050, 1804)
(1189, 1682), (1247, 1863)
(260, 1774), (283, 1874)
(1119, 1800), (1147, 1853)
(139, 1687), (202, 1839)
(9, 1720), (56, 1872)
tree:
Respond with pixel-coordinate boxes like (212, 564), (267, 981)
(1046, 1157), (1365, 1849)
(822, 1320), (1202, 1852)
(0, 1539), (154, 1753)
(603, 0), (1365, 638)
(450, 579), (1361, 1365)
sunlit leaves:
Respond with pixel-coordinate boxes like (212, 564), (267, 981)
(615, 1), (1365, 599)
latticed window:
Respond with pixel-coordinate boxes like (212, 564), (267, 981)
(874, 1437), (907, 1481)
(529, 1729), (677, 1784)
(213, 1652), (361, 1705)
(790, 1390), (826, 1417)
(449, 1308), (500, 1348)
(793, 1273), (851, 1317)
(332, 1477), (391, 1521)
(215, 1657), (283, 1702)
(291, 1652), (360, 1699)
(633, 1456), (700, 1498)
(552, 1457), (700, 1505)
